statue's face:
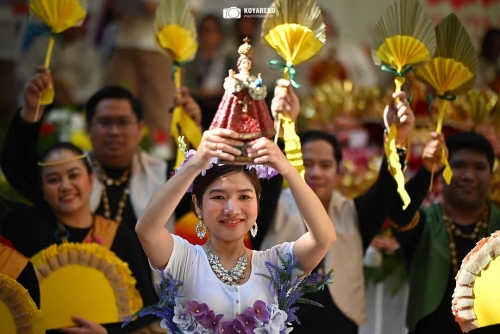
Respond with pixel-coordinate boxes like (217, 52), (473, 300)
(238, 58), (252, 73)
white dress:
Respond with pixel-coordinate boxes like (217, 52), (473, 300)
(153, 235), (295, 320)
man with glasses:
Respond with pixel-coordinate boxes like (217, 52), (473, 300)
(1, 66), (284, 248)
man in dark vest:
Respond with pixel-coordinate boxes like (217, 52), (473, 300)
(389, 131), (500, 333)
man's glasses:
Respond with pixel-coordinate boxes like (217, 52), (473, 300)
(93, 118), (137, 131)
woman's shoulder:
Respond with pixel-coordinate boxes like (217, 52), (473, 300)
(252, 242), (294, 266)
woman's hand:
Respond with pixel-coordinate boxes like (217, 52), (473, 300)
(188, 129), (244, 170)
(246, 137), (293, 175)
(59, 316), (107, 334)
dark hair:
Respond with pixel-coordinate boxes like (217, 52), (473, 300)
(85, 86), (143, 125)
(38, 142), (93, 183)
(0, 197), (9, 232)
(198, 14), (222, 33)
(191, 165), (262, 209)
(481, 28), (500, 62)
(446, 132), (495, 170)
(299, 130), (343, 164)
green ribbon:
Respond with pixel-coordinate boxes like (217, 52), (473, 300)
(29, 24), (64, 43)
(268, 60), (300, 88)
(381, 64), (413, 77)
(427, 93), (457, 115)
(171, 60), (191, 81)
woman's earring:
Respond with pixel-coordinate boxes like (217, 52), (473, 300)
(250, 222), (258, 238)
(196, 215), (207, 239)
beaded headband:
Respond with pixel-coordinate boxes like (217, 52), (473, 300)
(37, 153), (88, 167)
(175, 136), (278, 192)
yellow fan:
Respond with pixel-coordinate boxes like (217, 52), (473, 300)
(155, 0), (200, 169)
(415, 13), (478, 185)
(30, 243), (142, 330)
(372, 0), (436, 209)
(452, 231), (500, 332)
(29, 0), (88, 115)
(0, 274), (44, 334)
(261, 0), (326, 178)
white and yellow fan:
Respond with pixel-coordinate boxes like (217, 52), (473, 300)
(0, 273), (44, 334)
(452, 231), (500, 332)
(30, 243), (142, 330)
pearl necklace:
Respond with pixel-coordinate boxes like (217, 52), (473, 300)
(206, 249), (247, 286)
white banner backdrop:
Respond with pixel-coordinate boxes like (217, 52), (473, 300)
(194, 0), (500, 48)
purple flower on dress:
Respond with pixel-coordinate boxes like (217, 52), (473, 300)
(186, 301), (210, 320)
(236, 312), (258, 332)
(219, 320), (240, 334)
(198, 310), (224, 332)
(251, 300), (270, 322)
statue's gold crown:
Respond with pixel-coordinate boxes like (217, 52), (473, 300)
(238, 37), (253, 57)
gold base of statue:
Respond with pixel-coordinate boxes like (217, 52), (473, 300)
(218, 144), (254, 165)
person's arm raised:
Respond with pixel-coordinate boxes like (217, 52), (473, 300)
(247, 138), (336, 273)
(135, 129), (243, 270)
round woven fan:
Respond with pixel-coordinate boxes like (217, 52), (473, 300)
(0, 273), (44, 334)
(452, 231), (500, 332)
(30, 243), (142, 330)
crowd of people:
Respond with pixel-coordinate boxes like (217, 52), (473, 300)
(1, 1), (500, 334)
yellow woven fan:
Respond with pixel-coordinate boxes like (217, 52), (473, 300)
(452, 231), (500, 332)
(261, 0), (326, 178)
(372, 0), (436, 209)
(0, 273), (44, 334)
(155, 0), (200, 169)
(415, 13), (478, 185)
(29, 0), (88, 120)
(30, 243), (142, 330)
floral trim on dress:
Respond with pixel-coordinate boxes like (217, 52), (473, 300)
(123, 249), (334, 334)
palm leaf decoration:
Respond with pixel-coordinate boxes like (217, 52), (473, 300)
(29, 0), (88, 116)
(415, 13), (477, 184)
(372, 0), (435, 209)
(447, 89), (499, 131)
(261, 0), (326, 179)
(416, 13), (478, 132)
(261, 0), (326, 76)
(154, 0), (200, 169)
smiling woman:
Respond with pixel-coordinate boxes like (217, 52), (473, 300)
(132, 128), (337, 333)
(0, 142), (159, 333)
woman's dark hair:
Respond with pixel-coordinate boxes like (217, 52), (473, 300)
(446, 131), (495, 170)
(298, 130), (343, 164)
(85, 86), (143, 125)
(191, 165), (262, 209)
(38, 142), (93, 183)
